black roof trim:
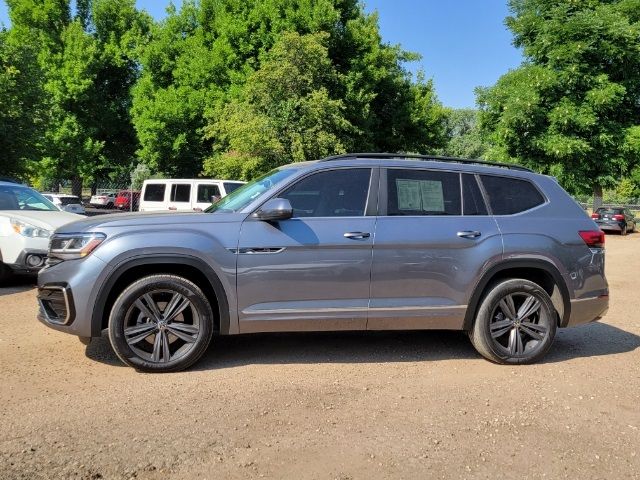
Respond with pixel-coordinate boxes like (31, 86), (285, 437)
(318, 152), (533, 172)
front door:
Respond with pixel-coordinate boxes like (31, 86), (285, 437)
(369, 169), (502, 330)
(236, 167), (378, 333)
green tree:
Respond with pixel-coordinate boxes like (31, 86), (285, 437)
(6, 0), (150, 194)
(438, 108), (488, 159)
(477, 0), (640, 204)
(133, 0), (446, 178)
(203, 32), (354, 179)
(0, 30), (43, 179)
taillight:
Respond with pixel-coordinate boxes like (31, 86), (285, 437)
(591, 213), (600, 219)
(579, 230), (605, 248)
(613, 214), (624, 221)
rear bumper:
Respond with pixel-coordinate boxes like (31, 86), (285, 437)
(565, 295), (609, 327)
(595, 222), (622, 231)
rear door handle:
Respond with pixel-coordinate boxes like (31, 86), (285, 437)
(344, 232), (371, 240)
(457, 230), (481, 239)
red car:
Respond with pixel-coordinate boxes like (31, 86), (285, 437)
(114, 190), (141, 211)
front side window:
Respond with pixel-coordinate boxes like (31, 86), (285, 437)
(480, 175), (544, 215)
(144, 184), (166, 202)
(170, 184), (191, 203)
(279, 168), (371, 218)
(387, 169), (461, 216)
(197, 184), (221, 203)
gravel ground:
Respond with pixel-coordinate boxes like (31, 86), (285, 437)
(1, 234), (639, 479)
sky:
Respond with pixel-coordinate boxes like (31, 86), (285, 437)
(0, 0), (523, 109)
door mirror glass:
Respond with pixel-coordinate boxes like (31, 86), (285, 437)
(254, 198), (293, 221)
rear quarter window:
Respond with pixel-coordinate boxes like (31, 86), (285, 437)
(480, 175), (545, 215)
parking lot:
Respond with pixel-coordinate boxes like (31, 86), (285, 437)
(1, 233), (639, 479)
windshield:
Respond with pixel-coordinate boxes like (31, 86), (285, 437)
(0, 185), (59, 211)
(206, 169), (298, 213)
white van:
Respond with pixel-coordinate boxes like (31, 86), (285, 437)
(139, 179), (245, 212)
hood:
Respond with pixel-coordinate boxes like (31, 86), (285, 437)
(55, 210), (246, 233)
(1, 210), (83, 231)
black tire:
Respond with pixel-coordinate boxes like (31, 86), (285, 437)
(469, 279), (557, 365)
(108, 274), (214, 372)
(621, 224), (628, 236)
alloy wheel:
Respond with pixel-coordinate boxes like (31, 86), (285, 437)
(123, 289), (201, 363)
(489, 292), (551, 357)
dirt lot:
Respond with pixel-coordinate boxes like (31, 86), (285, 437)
(1, 234), (639, 480)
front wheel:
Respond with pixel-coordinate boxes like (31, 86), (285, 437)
(108, 274), (214, 372)
(469, 279), (557, 364)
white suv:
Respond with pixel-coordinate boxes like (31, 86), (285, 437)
(41, 193), (86, 215)
(0, 181), (82, 282)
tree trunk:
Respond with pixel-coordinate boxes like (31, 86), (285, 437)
(90, 183), (97, 196)
(593, 184), (603, 210)
(71, 175), (83, 198)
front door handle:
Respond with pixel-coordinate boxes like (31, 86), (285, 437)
(457, 230), (481, 239)
(344, 231), (371, 240)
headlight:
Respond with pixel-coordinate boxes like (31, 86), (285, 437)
(10, 218), (51, 238)
(48, 232), (106, 263)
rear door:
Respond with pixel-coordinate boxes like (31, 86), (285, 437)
(368, 169), (502, 330)
(236, 167), (378, 333)
(168, 182), (192, 211)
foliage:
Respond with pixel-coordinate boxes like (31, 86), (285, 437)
(477, 0), (640, 198)
(0, 30), (44, 179)
(133, 0), (446, 179)
(437, 108), (488, 159)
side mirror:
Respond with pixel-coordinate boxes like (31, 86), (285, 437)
(254, 198), (293, 222)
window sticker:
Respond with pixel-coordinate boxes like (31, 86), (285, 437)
(420, 180), (444, 212)
(396, 179), (422, 210)
(396, 178), (444, 211)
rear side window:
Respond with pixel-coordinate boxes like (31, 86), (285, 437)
(144, 184), (165, 202)
(170, 184), (191, 203)
(387, 169), (461, 216)
(462, 174), (488, 215)
(480, 175), (544, 215)
(197, 184), (221, 203)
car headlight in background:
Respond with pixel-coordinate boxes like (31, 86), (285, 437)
(48, 233), (106, 263)
(10, 218), (51, 238)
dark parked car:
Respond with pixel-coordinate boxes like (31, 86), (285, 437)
(37, 153), (609, 372)
(591, 207), (636, 235)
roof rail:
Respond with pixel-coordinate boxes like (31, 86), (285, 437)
(318, 152), (533, 172)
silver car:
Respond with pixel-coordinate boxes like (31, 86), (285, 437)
(37, 154), (609, 372)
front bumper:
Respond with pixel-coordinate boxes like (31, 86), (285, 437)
(6, 249), (48, 274)
(37, 254), (112, 338)
(565, 295), (609, 327)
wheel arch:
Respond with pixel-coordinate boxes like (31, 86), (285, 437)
(91, 255), (231, 337)
(463, 259), (571, 331)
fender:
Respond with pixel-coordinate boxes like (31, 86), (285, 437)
(463, 258), (571, 330)
(90, 254), (231, 337)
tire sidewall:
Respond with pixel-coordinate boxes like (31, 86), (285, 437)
(474, 279), (557, 364)
(108, 275), (213, 372)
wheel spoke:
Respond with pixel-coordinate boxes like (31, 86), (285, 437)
(499, 295), (517, 320)
(520, 321), (547, 341)
(134, 298), (158, 323)
(161, 330), (171, 362)
(125, 323), (157, 345)
(163, 294), (190, 322)
(517, 296), (541, 320)
(143, 293), (163, 321)
(166, 323), (198, 343)
(151, 331), (162, 362)
(508, 327), (524, 355)
(490, 319), (513, 338)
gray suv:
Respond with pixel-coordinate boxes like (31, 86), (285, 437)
(37, 154), (609, 372)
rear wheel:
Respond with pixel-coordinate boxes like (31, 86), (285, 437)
(108, 274), (214, 372)
(621, 225), (628, 236)
(469, 279), (557, 364)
